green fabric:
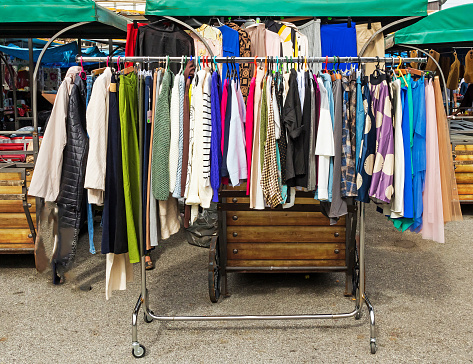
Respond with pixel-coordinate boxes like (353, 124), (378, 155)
(260, 78), (268, 172)
(119, 72), (140, 264)
(146, 0), (427, 17)
(395, 4), (473, 46)
(0, 0), (128, 31)
(152, 69), (174, 200)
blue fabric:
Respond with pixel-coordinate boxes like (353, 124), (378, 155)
(218, 25), (240, 81)
(85, 74), (95, 254)
(210, 71), (222, 202)
(355, 75), (364, 170)
(401, 83), (414, 219)
(320, 73), (335, 202)
(87, 199), (95, 254)
(320, 23), (357, 70)
(355, 82), (375, 203)
(410, 76), (426, 233)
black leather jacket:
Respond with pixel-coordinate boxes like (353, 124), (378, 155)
(56, 74), (89, 229)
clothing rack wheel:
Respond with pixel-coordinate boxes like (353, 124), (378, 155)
(132, 343), (146, 359)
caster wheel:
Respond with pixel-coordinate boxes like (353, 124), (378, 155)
(144, 311), (153, 323)
(132, 344), (146, 358)
(208, 237), (221, 303)
(370, 342), (377, 354)
(355, 311), (361, 320)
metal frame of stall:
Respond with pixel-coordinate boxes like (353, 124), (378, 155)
(79, 54), (427, 357)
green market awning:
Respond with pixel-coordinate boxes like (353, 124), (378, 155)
(145, 0), (428, 17)
(0, 0), (129, 38)
(394, 4), (473, 47)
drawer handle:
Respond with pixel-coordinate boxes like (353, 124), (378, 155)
(233, 249), (238, 254)
(232, 198), (238, 203)
(334, 232), (340, 237)
(232, 215), (238, 221)
(232, 232), (238, 237)
(334, 249), (340, 254)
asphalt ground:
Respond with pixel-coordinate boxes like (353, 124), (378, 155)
(1, 203), (472, 363)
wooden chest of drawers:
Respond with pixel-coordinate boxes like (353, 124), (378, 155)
(215, 184), (357, 296)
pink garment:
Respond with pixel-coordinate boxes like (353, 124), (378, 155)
(265, 30), (281, 57)
(245, 77), (256, 195)
(221, 79), (229, 154)
(422, 80), (444, 243)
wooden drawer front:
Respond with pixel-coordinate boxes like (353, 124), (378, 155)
(0, 213), (36, 228)
(227, 242), (345, 260)
(227, 226), (345, 243)
(225, 196), (319, 205)
(0, 171), (33, 182)
(0, 229), (34, 244)
(0, 200), (36, 213)
(226, 259), (346, 267)
(226, 211), (345, 226)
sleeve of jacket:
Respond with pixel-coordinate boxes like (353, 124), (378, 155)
(28, 67), (80, 201)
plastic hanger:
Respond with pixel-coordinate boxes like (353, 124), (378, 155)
(79, 56), (87, 80)
(396, 56), (409, 87)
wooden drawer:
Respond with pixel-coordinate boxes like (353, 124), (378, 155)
(227, 225), (345, 243)
(0, 200), (36, 213)
(227, 242), (345, 260)
(226, 259), (346, 268)
(0, 228), (34, 244)
(224, 196), (320, 205)
(0, 213), (36, 228)
(0, 170), (33, 182)
(226, 211), (345, 226)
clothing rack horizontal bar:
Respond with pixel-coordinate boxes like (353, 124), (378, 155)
(147, 309), (360, 322)
(75, 56), (427, 64)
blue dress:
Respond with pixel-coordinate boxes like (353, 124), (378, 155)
(410, 76), (426, 232)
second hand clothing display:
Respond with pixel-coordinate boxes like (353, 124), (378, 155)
(29, 17), (461, 298)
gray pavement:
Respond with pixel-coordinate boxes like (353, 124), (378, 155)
(1, 204), (473, 363)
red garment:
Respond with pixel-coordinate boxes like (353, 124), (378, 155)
(220, 79), (230, 185)
(220, 79), (229, 154)
(245, 77), (256, 195)
(125, 23), (146, 67)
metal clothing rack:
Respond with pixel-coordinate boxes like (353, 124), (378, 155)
(78, 55), (427, 358)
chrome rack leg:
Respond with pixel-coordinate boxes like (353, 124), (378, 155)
(358, 202), (377, 353)
(132, 294), (146, 358)
(365, 294), (377, 354)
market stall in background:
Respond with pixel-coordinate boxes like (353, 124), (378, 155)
(0, 0), (129, 254)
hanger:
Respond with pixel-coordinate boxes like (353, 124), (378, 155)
(79, 56), (87, 80)
(116, 56), (122, 73)
(209, 17), (223, 26)
(396, 56), (409, 86)
(166, 55), (170, 71)
(122, 57), (135, 75)
(323, 56), (328, 74)
(226, 56), (231, 79)
(331, 56), (337, 81)
(213, 56), (218, 73)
